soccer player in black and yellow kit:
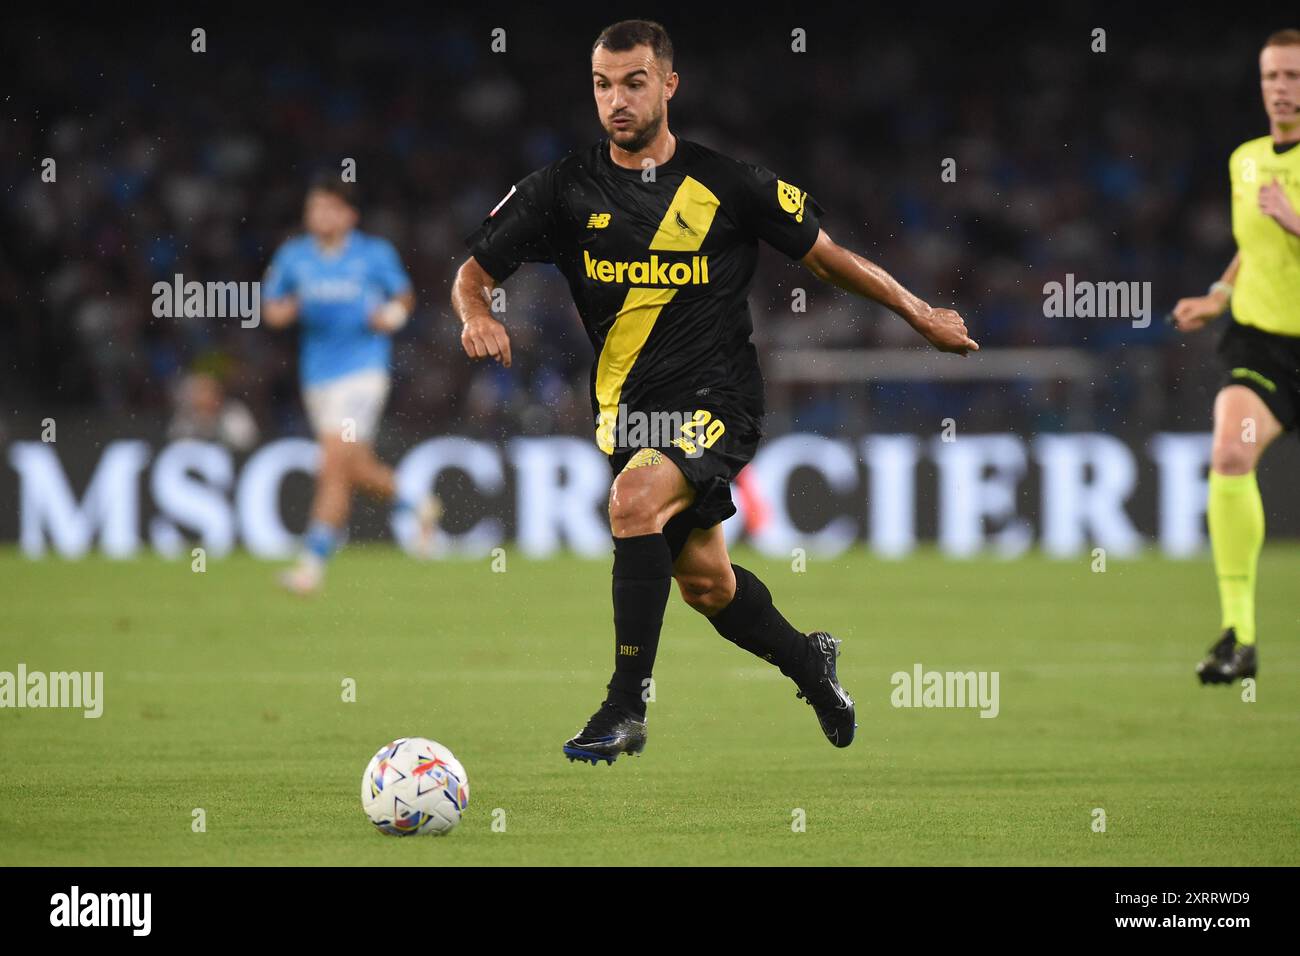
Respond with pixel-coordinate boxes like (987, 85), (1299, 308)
(1173, 29), (1300, 684)
(452, 20), (977, 763)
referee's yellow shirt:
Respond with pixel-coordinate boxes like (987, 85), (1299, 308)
(1230, 136), (1300, 337)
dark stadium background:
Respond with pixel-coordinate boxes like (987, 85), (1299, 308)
(4, 2), (1299, 544)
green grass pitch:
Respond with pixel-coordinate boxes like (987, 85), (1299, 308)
(1, 545), (1296, 866)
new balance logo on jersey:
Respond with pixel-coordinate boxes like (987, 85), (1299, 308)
(587, 213), (612, 229)
(583, 249), (710, 285)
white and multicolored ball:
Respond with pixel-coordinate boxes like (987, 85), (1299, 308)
(361, 737), (470, 836)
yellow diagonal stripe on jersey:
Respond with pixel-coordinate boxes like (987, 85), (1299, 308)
(649, 176), (720, 251)
(594, 176), (720, 454)
(595, 287), (678, 452)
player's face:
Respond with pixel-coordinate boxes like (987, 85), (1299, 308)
(1260, 45), (1300, 126)
(304, 190), (358, 240)
(592, 45), (676, 153)
(188, 374), (222, 416)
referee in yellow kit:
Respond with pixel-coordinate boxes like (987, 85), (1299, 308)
(1173, 29), (1300, 683)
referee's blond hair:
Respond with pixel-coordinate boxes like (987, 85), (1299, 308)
(1263, 29), (1300, 48)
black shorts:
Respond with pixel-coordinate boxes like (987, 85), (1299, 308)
(1217, 319), (1300, 431)
(607, 400), (762, 558)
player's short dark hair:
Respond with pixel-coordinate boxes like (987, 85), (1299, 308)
(592, 19), (673, 71)
(1263, 28), (1300, 48)
(307, 172), (360, 210)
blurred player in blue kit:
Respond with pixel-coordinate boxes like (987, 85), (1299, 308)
(264, 176), (440, 595)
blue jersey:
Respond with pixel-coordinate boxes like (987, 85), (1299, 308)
(263, 230), (412, 386)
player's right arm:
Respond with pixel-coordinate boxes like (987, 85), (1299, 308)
(453, 168), (559, 369)
(262, 297), (299, 329)
(452, 257), (512, 368)
(1172, 252), (1240, 333)
(262, 241), (300, 329)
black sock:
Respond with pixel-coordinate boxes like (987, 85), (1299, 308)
(708, 564), (810, 679)
(605, 533), (673, 719)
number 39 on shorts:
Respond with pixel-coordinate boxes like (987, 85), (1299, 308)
(672, 409), (726, 455)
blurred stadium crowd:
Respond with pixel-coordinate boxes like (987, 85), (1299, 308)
(1, 10), (1276, 446)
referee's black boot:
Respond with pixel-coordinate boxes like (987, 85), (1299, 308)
(1196, 628), (1258, 684)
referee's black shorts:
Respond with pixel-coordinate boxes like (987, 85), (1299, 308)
(607, 398), (762, 560)
(1217, 319), (1300, 431)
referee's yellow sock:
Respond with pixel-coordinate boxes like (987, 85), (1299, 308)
(1207, 470), (1264, 646)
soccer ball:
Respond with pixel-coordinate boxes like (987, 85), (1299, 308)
(360, 737), (470, 836)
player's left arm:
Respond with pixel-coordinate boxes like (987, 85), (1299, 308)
(368, 239), (417, 334)
(369, 289), (416, 334)
(1258, 178), (1300, 237)
(800, 229), (978, 355)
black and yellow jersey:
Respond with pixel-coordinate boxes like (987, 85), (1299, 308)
(464, 136), (824, 454)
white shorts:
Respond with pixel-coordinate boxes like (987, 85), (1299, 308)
(303, 368), (390, 444)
